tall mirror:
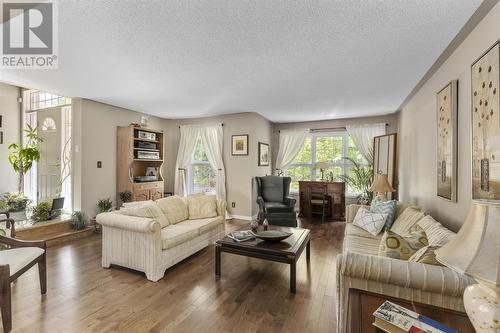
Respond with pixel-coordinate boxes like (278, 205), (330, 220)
(373, 133), (397, 199)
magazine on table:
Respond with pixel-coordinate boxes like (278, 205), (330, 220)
(373, 301), (457, 333)
(227, 230), (255, 242)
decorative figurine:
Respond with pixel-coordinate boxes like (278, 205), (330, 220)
(250, 220), (258, 232)
(263, 219), (269, 231)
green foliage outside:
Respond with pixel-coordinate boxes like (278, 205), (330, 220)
(30, 201), (52, 222)
(339, 157), (374, 204)
(8, 125), (43, 194)
(192, 136), (215, 193)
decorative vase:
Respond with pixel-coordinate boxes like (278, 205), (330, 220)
(263, 219), (269, 231)
(464, 282), (500, 332)
(250, 220), (258, 232)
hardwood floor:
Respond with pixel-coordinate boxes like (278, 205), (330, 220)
(7, 218), (345, 333)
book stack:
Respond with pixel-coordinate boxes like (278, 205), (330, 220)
(227, 231), (255, 242)
(373, 301), (457, 333)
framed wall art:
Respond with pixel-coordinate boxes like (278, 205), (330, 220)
(437, 80), (458, 201)
(471, 40), (499, 202)
(231, 134), (248, 156)
(258, 142), (269, 166)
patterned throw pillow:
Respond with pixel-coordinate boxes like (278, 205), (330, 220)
(370, 197), (397, 230)
(390, 207), (425, 236)
(408, 246), (443, 266)
(417, 215), (455, 247)
(378, 226), (428, 260)
(353, 206), (388, 236)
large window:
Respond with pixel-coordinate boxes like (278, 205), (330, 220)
(188, 136), (216, 195)
(285, 131), (368, 195)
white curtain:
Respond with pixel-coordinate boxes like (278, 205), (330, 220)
(346, 123), (386, 163)
(200, 124), (226, 201)
(275, 128), (309, 172)
(174, 125), (201, 196)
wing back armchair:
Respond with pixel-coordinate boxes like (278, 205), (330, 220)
(255, 176), (297, 227)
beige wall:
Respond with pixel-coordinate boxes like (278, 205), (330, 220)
(0, 82), (21, 193)
(163, 112), (273, 218)
(398, 2), (500, 231)
(73, 99), (166, 216)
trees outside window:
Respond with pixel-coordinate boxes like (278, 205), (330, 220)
(188, 136), (216, 194)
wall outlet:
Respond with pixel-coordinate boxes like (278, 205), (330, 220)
(97, 161), (102, 168)
(231, 202), (235, 208)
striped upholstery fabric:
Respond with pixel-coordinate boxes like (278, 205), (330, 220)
(417, 215), (456, 247)
(390, 206), (425, 236)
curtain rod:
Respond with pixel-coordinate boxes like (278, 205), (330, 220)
(179, 123), (223, 129)
(278, 123), (389, 133)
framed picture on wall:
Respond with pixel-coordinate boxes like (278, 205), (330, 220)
(471, 40), (500, 202)
(231, 134), (249, 155)
(436, 80), (458, 202)
(258, 142), (269, 166)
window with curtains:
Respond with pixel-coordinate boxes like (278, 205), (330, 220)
(188, 136), (216, 194)
(285, 131), (368, 194)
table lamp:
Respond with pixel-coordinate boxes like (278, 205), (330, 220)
(435, 203), (500, 332)
(369, 174), (395, 199)
(315, 161), (330, 181)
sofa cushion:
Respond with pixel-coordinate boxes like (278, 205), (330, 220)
(409, 246), (443, 266)
(417, 215), (455, 247)
(160, 223), (199, 250)
(370, 198), (397, 229)
(343, 233), (382, 256)
(379, 226), (428, 260)
(260, 177), (284, 203)
(187, 194), (218, 219)
(119, 201), (169, 228)
(352, 206), (387, 236)
(122, 200), (153, 208)
(156, 195), (189, 224)
(0, 247), (44, 275)
(179, 216), (223, 235)
(390, 207), (425, 236)
(264, 202), (291, 213)
(345, 223), (380, 240)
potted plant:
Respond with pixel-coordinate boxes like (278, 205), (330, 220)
(30, 201), (52, 222)
(2, 192), (31, 221)
(338, 157), (374, 205)
(96, 198), (113, 214)
(71, 211), (87, 231)
(8, 124), (43, 195)
(118, 191), (132, 205)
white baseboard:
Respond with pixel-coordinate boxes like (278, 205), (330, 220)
(229, 214), (253, 221)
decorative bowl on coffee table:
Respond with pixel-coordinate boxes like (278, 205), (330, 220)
(252, 230), (293, 242)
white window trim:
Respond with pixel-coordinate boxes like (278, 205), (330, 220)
(187, 137), (216, 195)
(285, 130), (368, 196)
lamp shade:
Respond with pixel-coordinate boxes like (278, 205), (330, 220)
(369, 174), (395, 193)
(435, 203), (500, 287)
(315, 161), (330, 170)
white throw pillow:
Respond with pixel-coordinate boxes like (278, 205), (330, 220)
(352, 206), (387, 236)
(156, 195), (189, 224)
(119, 201), (169, 228)
(187, 194), (218, 219)
(390, 207), (425, 236)
(417, 215), (455, 247)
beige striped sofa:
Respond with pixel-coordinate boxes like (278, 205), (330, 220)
(336, 202), (475, 333)
(97, 197), (226, 282)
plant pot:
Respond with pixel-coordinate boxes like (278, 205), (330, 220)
(9, 210), (27, 221)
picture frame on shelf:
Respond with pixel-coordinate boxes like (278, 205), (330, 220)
(258, 142), (270, 166)
(232, 134), (249, 156)
(146, 167), (159, 180)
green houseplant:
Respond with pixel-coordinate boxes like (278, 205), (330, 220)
(97, 198), (113, 214)
(118, 191), (132, 204)
(8, 124), (43, 194)
(71, 211), (87, 230)
(30, 201), (52, 222)
(3, 192), (30, 212)
(339, 157), (374, 205)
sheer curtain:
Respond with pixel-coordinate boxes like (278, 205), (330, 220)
(275, 128), (309, 173)
(200, 124), (226, 201)
(174, 125), (201, 196)
(346, 123), (386, 163)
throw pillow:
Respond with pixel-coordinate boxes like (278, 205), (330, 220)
(370, 198), (397, 229)
(187, 194), (218, 219)
(156, 195), (189, 224)
(408, 246), (443, 266)
(352, 206), (387, 236)
(120, 201), (169, 228)
(122, 200), (153, 208)
(378, 226), (428, 260)
(390, 207), (425, 236)
(417, 215), (455, 247)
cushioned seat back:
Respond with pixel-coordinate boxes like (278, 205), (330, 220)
(258, 176), (287, 202)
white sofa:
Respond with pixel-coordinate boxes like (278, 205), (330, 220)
(336, 202), (475, 333)
(97, 196), (226, 282)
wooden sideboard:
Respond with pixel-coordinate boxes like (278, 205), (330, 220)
(298, 181), (345, 221)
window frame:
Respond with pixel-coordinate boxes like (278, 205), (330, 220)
(285, 130), (368, 196)
(187, 136), (216, 195)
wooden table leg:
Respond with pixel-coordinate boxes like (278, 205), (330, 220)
(290, 261), (296, 293)
(215, 244), (221, 276)
(306, 239), (310, 263)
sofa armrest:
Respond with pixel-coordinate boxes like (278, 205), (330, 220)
(97, 212), (160, 233)
(216, 199), (227, 218)
(256, 196), (265, 210)
(284, 196), (296, 208)
(346, 204), (367, 223)
(336, 252), (475, 297)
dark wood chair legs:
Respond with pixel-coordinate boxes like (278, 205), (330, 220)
(39, 254), (47, 295)
(0, 266), (12, 333)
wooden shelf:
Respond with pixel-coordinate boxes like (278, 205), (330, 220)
(133, 158), (163, 162)
(133, 148), (159, 152)
(133, 138), (159, 143)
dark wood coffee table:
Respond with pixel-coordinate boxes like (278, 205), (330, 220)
(215, 226), (310, 293)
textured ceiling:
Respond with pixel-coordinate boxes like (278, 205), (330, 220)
(0, 0), (481, 122)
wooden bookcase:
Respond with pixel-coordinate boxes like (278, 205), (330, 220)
(117, 126), (164, 205)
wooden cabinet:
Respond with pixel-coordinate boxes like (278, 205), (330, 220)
(117, 126), (165, 205)
(298, 181), (345, 221)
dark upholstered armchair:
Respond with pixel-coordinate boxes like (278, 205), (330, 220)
(255, 176), (297, 227)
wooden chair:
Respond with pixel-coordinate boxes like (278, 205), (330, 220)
(0, 214), (16, 238)
(0, 231), (46, 332)
(309, 184), (331, 223)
